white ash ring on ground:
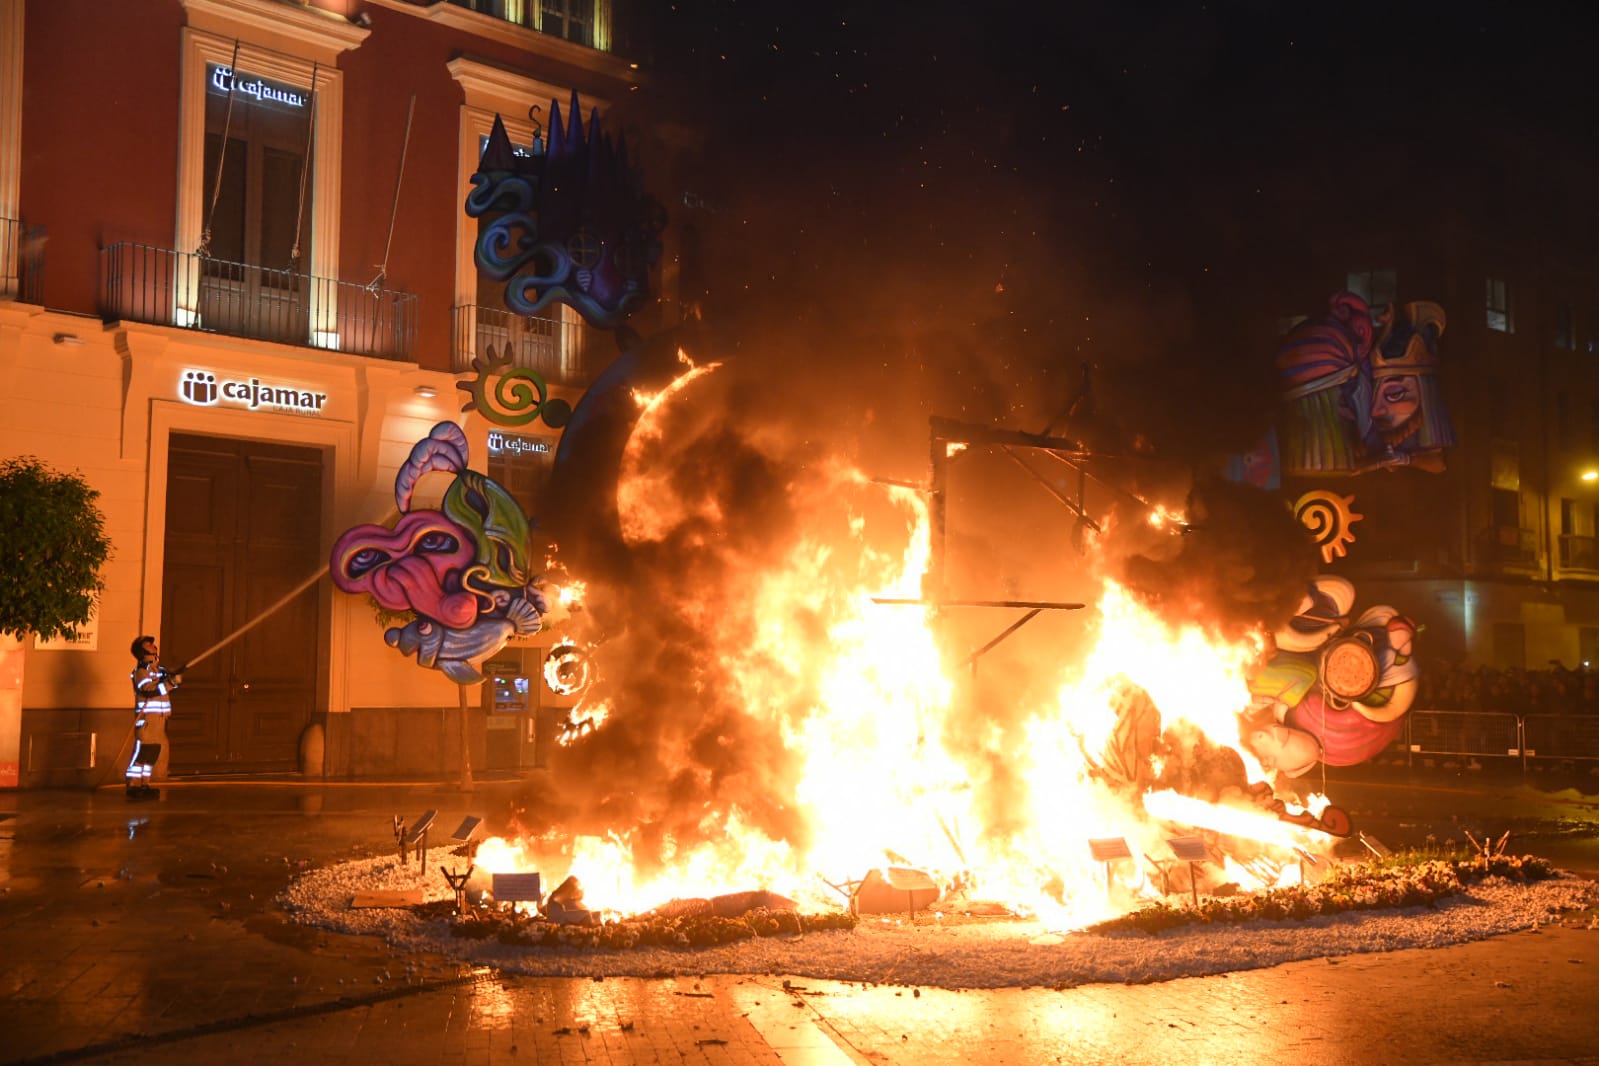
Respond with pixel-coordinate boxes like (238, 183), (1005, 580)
(277, 854), (1599, 990)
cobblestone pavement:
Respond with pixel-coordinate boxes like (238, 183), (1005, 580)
(2, 780), (1598, 1066)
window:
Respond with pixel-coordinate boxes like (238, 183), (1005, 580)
(199, 64), (316, 340)
(175, 9), (363, 339)
(1486, 276), (1513, 333)
(1557, 390), (1572, 451)
(445, 0), (602, 47)
(1491, 487), (1520, 528)
(541, 0), (594, 45)
(1556, 303), (1575, 349)
(1345, 266), (1396, 310)
(449, 0), (534, 30)
(1562, 497), (1577, 536)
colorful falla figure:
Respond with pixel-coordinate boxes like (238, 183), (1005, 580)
(1243, 574), (1418, 777)
(1365, 301), (1453, 471)
(1272, 292), (1454, 476)
(331, 422), (547, 683)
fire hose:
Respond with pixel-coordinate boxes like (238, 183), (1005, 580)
(95, 567), (330, 788)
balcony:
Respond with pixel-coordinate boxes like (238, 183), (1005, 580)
(1559, 534), (1599, 571)
(1, 216), (45, 303)
(1481, 525), (1539, 569)
(100, 243), (417, 361)
(452, 304), (605, 388)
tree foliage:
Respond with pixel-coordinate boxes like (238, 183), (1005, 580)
(0, 456), (112, 642)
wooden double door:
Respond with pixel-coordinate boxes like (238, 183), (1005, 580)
(161, 434), (323, 772)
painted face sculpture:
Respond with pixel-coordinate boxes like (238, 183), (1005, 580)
(1268, 292), (1453, 476)
(1366, 301), (1453, 467)
(1244, 575), (1418, 777)
(331, 421), (546, 683)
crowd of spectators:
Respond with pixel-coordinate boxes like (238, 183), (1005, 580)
(1418, 661), (1599, 715)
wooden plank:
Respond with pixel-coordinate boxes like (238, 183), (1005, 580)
(351, 888), (424, 909)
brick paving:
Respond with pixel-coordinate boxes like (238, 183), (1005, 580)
(2, 782), (1598, 1066)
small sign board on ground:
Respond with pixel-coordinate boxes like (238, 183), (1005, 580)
(351, 888), (425, 909)
(403, 809), (437, 846)
(492, 871), (543, 903)
(1357, 832), (1393, 858)
(1087, 837), (1132, 862)
(451, 815), (482, 842)
(1167, 835), (1210, 863)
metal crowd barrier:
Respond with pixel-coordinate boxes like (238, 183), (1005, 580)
(1396, 708), (1599, 770)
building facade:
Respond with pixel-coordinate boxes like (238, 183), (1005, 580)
(1258, 212), (1599, 679)
(0, 0), (675, 786)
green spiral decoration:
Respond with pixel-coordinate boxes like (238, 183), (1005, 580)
(456, 346), (573, 429)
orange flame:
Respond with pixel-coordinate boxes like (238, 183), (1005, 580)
(482, 376), (1337, 926)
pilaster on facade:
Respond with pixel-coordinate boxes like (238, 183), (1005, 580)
(0, 0), (23, 295)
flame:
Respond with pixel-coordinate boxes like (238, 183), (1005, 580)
(556, 581), (586, 610)
(480, 373), (1344, 926)
(619, 362), (724, 543)
(1146, 503), (1187, 529)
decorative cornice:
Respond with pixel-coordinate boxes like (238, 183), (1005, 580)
(180, 0), (370, 62)
(446, 55), (605, 116)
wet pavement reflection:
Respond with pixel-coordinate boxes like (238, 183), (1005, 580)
(1, 775), (1598, 1065)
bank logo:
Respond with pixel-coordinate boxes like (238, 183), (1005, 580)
(181, 369), (219, 405)
(177, 368), (328, 415)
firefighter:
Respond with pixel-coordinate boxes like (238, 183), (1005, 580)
(127, 635), (181, 798)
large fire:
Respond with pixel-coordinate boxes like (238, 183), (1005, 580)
(480, 366), (1340, 928)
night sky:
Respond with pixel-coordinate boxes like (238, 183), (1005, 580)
(618, 0), (1599, 471)
(523, 1), (1599, 851)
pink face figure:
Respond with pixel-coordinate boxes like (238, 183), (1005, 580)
(1370, 374), (1422, 436)
(1248, 724), (1321, 778)
(331, 510), (481, 628)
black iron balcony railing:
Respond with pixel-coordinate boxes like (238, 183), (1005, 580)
(452, 304), (604, 388)
(1481, 525), (1539, 569)
(100, 243), (417, 361)
(1, 216), (46, 303)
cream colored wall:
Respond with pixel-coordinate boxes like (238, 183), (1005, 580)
(0, 303), (501, 715)
(1, 309), (144, 712)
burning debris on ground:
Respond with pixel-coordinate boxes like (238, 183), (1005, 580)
(277, 850), (1599, 989)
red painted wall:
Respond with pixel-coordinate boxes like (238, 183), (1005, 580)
(21, 0), (182, 314)
(338, 5), (629, 369)
(18, 0), (642, 360)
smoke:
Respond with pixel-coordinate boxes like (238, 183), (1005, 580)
(525, 365), (914, 874)
(1112, 475), (1319, 642)
(511, 7), (1337, 878)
